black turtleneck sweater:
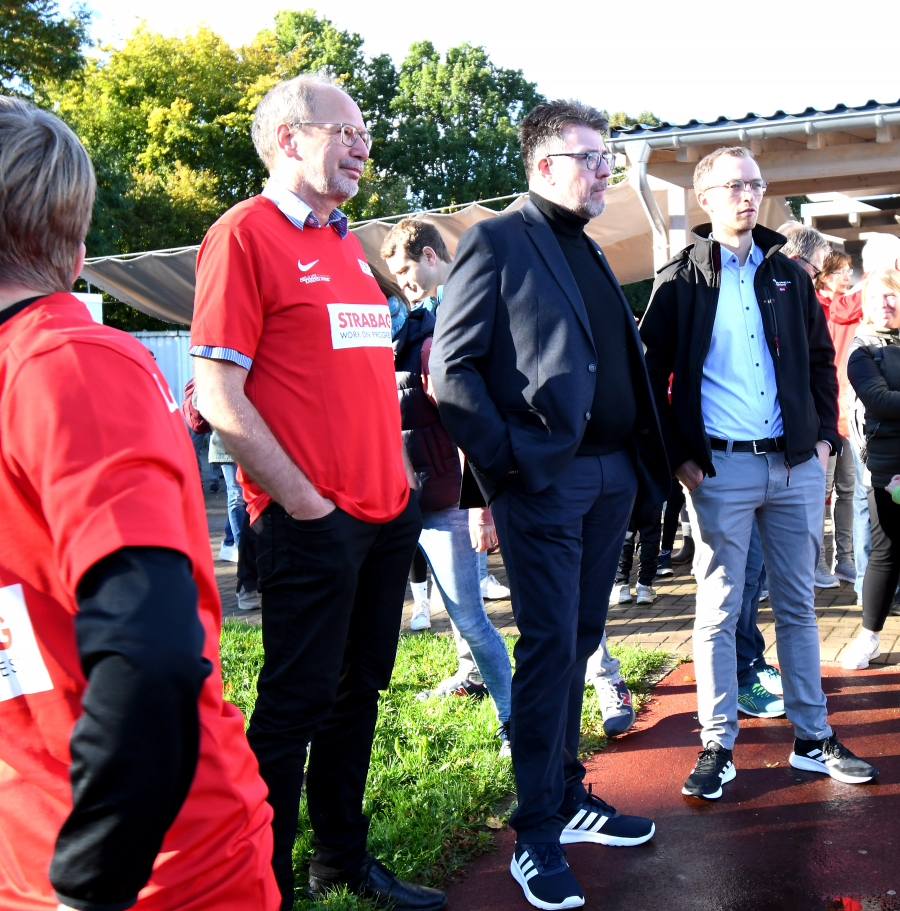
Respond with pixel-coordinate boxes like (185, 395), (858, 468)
(530, 191), (637, 454)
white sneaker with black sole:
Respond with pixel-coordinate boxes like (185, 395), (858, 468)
(510, 842), (583, 910)
(560, 784), (654, 846)
(682, 743), (735, 799)
(789, 733), (879, 784)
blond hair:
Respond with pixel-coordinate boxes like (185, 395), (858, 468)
(693, 146), (755, 194)
(0, 97), (96, 294)
(862, 267), (900, 313)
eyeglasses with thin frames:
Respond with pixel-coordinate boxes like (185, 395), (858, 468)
(797, 255), (822, 280)
(703, 179), (768, 197)
(287, 121), (373, 151)
(546, 151), (615, 172)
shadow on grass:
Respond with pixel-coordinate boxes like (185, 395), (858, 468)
(220, 623), (670, 910)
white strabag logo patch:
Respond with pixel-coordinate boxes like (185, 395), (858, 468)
(0, 584), (53, 702)
(327, 303), (392, 349)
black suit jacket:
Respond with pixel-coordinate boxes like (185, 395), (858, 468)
(430, 198), (670, 506)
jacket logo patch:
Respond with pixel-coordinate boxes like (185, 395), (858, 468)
(299, 274), (331, 284)
(0, 584), (54, 702)
(298, 259), (319, 272)
(358, 259), (374, 277)
(327, 303), (393, 349)
(774, 280), (791, 292)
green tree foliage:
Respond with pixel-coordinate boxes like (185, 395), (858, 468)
(35, 8), (659, 328)
(607, 110), (661, 131)
(381, 42), (544, 211)
(0, 0), (91, 99)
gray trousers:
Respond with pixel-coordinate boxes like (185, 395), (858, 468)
(685, 450), (832, 750)
(823, 437), (855, 566)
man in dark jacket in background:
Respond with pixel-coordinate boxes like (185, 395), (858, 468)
(641, 145), (878, 800)
(432, 99), (669, 911)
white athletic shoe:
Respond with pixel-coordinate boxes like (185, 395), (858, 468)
(236, 588), (261, 611)
(218, 542), (238, 562)
(616, 584), (633, 604)
(481, 573), (511, 600)
(636, 584), (657, 605)
(841, 631), (881, 670)
(410, 600), (431, 631)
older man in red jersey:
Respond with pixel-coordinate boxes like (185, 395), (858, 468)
(191, 74), (442, 911)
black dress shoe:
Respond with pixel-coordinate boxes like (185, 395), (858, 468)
(672, 536), (695, 565)
(307, 854), (447, 910)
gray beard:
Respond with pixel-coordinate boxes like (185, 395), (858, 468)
(572, 197), (606, 219)
(308, 170), (359, 204)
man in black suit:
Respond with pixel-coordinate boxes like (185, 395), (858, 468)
(431, 100), (669, 910)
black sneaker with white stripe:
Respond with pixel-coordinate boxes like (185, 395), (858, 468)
(560, 784), (654, 846)
(789, 733), (879, 784)
(682, 743), (735, 799)
(510, 842), (584, 910)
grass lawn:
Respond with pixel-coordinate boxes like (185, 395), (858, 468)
(220, 622), (670, 910)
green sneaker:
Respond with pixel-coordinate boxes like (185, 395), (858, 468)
(737, 682), (785, 718)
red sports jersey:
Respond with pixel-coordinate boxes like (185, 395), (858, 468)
(0, 295), (279, 911)
(191, 195), (409, 524)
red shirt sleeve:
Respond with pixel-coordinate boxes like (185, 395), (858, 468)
(191, 222), (265, 362)
(4, 338), (197, 595)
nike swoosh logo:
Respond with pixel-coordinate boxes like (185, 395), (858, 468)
(298, 259), (319, 271)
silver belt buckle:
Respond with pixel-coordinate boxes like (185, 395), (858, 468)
(752, 439), (762, 455)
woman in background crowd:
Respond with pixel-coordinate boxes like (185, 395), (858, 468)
(815, 251), (857, 587)
(844, 268), (900, 669)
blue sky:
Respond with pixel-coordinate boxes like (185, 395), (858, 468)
(66, 0), (900, 125)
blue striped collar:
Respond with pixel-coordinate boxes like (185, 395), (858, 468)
(261, 177), (348, 238)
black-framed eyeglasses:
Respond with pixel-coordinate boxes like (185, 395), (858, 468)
(287, 121), (373, 151)
(546, 151), (615, 171)
(797, 255), (822, 279)
(703, 179), (768, 196)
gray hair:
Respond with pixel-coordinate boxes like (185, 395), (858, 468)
(777, 222), (831, 262)
(862, 233), (900, 272)
(518, 99), (609, 178)
(693, 146), (755, 193)
(251, 72), (339, 171)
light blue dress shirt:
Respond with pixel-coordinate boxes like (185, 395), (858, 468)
(189, 178), (348, 368)
(700, 239), (784, 441)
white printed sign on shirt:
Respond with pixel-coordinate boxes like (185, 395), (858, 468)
(327, 303), (393, 350)
(0, 584), (54, 702)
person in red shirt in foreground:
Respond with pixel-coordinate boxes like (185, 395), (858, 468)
(191, 74), (443, 911)
(0, 99), (280, 911)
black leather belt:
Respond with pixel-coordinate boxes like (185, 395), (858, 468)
(709, 436), (785, 454)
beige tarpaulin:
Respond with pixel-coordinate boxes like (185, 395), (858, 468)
(80, 185), (793, 325)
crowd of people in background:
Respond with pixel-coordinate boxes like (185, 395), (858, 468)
(0, 69), (893, 911)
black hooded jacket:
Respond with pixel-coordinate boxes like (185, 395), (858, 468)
(639, 223), (839, 478)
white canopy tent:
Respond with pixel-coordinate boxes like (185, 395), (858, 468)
(80, 180), (792, 326)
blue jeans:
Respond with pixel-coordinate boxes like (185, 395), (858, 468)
(736, 519), (771, 688)
(850, 436), (872, 600)
(219, 462), (247, 548)
(418, 507), (512, 722)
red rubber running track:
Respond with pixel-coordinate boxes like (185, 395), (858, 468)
(444, 663), (900, 911)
